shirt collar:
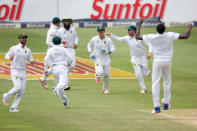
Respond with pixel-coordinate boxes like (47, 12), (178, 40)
(52, 25), (59, 30)
(18, 43), (26, 48)
(53, 45), (61, 47)
(63, 27), (70, 33)
(157, 32), (166, 35)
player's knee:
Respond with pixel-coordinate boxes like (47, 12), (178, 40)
(135, 72), (142, 79)
(103, 74), (110, 78)
(95, 70), (103, 78)
(14, 86), (21, 93)
(96, 73), (103, 78)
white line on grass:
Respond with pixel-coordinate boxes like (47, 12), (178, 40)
(160, 113), (176, 119)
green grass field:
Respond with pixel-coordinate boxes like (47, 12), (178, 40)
(0, 27), (197, 131)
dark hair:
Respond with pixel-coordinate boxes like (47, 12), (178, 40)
(156, 23), (165, 34)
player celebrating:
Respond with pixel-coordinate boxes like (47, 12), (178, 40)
(136, 19), (193, 113)
(105, 25), (152, 94)
(44, 36), (73, 107)
(39, 17), (61, 89)
(58, 18), (78, 90)
(3, 33), (35, 112)
(87, 27), (115, 94)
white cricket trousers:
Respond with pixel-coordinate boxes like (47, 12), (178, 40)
(52, 66), (69, 103)
(133, 63), (150, 91)
(152, 61), (172, 107)
(95, 64), (110, 90)
(5, 69), (26, 109)
(66, 48), (76, 71)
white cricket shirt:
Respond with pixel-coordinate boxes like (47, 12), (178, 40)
(87, 36), (115, 65)
(143, 32), (179, 62)
(5, 43), (33, 70)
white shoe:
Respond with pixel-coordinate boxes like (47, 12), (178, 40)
(103, 89), (110, 94)
(3, 94), (9, 106)
(140, 90), (147, 94)
(39, 77), (48, 89)
(10, 107), (19, 112)
(52, 86), (58, 96)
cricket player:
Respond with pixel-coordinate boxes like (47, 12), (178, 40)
(136, 19), (193, 113)
(39, 17), (61, 89)
(87, 27), (115, 94)
(44, 36), (73, 107)
(58, 18), (78, 90)
(3, 33), (34, 112)
(105, 25), (152, 94)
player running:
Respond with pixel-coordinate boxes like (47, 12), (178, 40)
(105, 25), (152, 94)
(39, 17), (61, 89)
(87, 27), (115, 94)
(3, 33), (35, 112)
(44, 36), (74, 107)
(136, 19), (193, 113)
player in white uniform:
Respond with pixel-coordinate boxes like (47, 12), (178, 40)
(39, 17), (61, 89)
(136, 19), (193, 113)
(87, 27), (115, 94)
(105, 25), (152, 94)
(44, 36), (74, 107)
(58, 18), (78, 90)
(3, 33), (34, 112)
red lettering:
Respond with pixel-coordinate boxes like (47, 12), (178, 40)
(153, 3), (160, 17)
(15, 0), (24, 20)
(132, 0), (141, 19)
(0, 5), (10, 20)
(159, 0), (167, 19)
(9, 0), (18, 20)
(91, 0), (167, 20)
(117, 4), (131, 19)
(0, 0), (24, 21)
(139, 3), (153, 18)
(103, 4), (118, 19)
(90, 0), (103, 19)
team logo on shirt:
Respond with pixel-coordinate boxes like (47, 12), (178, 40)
(25, 50), (27, 53)
(104, 41), (106, 44)
(16, 76), (18, 79)
(70, 31), (72, 33)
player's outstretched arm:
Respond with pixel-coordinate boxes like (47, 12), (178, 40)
(136, 19), (144, 40)
(179, 23), (193, 39)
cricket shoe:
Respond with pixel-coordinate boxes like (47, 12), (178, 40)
(140, 90), (147, 94)
(3, 93), (9, 106)
(103, 89), (110, 94)
(63, 100), (69, 108)
(39, 77), (48, 89)
(52, 86), (58, 96)
(64, 85), (71, 91)
(10, 107), (19, 112)
(162, 98), (171, 110)
(152, 107), (161, 114)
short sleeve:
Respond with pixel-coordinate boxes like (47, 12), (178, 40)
(167, 32), (180, 40)
(27, 49), (34, 62)
(142, 34), (155, 43)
